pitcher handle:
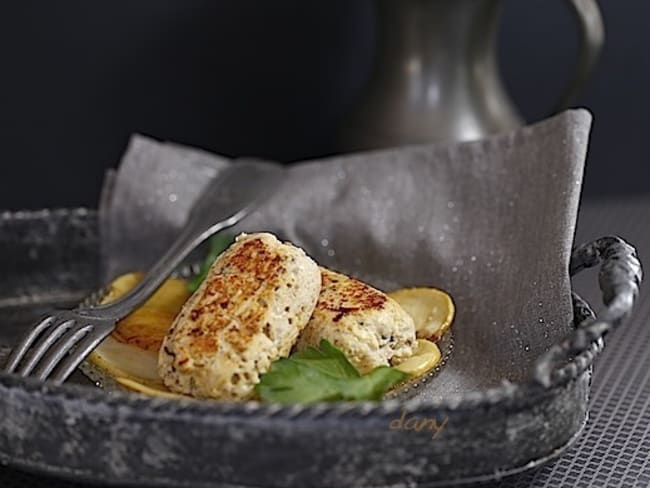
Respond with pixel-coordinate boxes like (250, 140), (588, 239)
(551, 0), (604, 112)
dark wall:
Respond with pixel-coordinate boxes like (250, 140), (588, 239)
(0, 1), (647, 210)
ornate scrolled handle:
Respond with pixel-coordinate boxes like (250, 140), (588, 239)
(535, 236), (642, 387)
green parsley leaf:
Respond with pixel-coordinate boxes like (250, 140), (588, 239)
(187, 233), (235, 293)
(255, 339), (408, 403)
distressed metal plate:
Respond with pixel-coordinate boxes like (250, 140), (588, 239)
(0, 209), (602, 487)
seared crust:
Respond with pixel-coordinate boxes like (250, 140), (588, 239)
(158, 233), (321, 400)
(296, 268), (416, 374)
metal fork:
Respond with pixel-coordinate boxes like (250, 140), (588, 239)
(3, 159), (283, 384)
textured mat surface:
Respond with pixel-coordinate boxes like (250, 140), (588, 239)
(480, 196), (650, 488)
(1, 196), (648, 488)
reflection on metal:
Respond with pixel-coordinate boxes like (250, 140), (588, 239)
(340, 0), (604, 151)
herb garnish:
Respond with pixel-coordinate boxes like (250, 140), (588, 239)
(256, 339), (408, 403)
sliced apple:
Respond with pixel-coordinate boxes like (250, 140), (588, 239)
(394, 339), (441, 377)
(115, 377), (191, 400)
(84, 272), (191, 394)
(389, 287), (455, 341)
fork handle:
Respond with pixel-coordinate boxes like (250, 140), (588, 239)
(87, 159), (282, 320)
(89, 222), (235, 320)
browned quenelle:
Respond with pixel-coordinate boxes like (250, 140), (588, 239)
(158, 233), (321, 400)
(296, 268), (416, 374)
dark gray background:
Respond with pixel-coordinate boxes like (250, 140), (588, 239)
(0, 0), (647, 209)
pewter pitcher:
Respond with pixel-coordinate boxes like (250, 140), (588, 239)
(340, 0), (604, 150)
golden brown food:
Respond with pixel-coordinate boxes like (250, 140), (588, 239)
(295, 268), (416, 374)
(103, 273), (191, 351)
(87, 273), (191, 387)
(158, 233), (321, 400)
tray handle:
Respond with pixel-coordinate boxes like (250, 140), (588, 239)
(535, 236), (642, 387)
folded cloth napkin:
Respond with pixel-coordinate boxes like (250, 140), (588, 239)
(99, 109), (592, 401)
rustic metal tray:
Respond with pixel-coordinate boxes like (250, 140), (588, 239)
(0, 209), (641, 487)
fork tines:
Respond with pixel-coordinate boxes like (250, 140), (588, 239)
(3, 311), (112, 384)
